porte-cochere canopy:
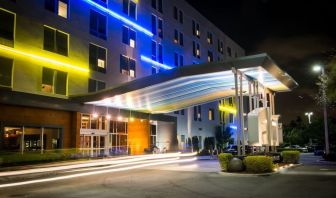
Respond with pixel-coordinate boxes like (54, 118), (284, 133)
(71, 54), (298, 113)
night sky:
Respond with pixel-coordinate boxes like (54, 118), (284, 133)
(186, 0), (336, 124)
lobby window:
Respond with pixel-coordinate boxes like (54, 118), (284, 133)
(227, 47), (232, 57)
(120, 55), (136, 77)
(0, 8), (15, 47)
(43, 26), (69, 56)
(208, 51), (213, 62)
(122, 26), (136, 48)
(42, 67), (67, 95)
(81, 114), (107, 130)
(90, 10), (107, 40)
(0, 56), (13, 87)
(89, 44), (107, 73)
(193, 41), (200, 58)
(194, 106), (202, 121)
(45, 0), (69, 19)
(152, 0), (163, 13)
(123, 0), (137, 19)
(88, 78), (106, 93)
(208, 108), (215, 121)
(207, 32), (213, 44)
(150, 124), (157, 146)
(192, 20), (200, 38)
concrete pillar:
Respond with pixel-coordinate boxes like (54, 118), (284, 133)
(240, 74), (245, 155)
(234, 69), (241, 155)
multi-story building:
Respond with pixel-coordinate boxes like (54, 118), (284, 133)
(0, 0), (294, 157)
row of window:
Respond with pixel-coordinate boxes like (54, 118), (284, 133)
(173, 107), (215, 121)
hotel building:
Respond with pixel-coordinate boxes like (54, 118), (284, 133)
(0, 0), (296, 156)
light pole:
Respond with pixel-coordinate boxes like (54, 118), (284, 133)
(305, 112), (313, 124)
(313, 65), (329, 155)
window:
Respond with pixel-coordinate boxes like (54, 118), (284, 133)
(173, 7), (183, 24)
(0, 8), (15, 47)
(181, 135), (185, 143)
(174, 53), (183, 67)
(43, 26), (69, 56)
(150, 125), (157, 146)
(93, 0), (107, 7)
(120, 55), (136, 77)
(179, 10), (183, 24)
(174, 30), (183, 46)
(81, 114), (107, 130)
(218, 40), (224, 54)
(193, 41), (200, 58)
(158, 43), (163, 63)
(90, 10), (107, 40)
(0, 56), (13, 87)
(192, 20), (200, 38)
(208, 108), (215, 120)
(158, 18), (163, 38)
(89, 44), (107, 73)
(228, 97), (233, 106)
(152, 0), (163, 13)
(122, 26), (136, 48)
(229, 113), (234, 123)
(227, 47), (232, 57)
(151, 40), (157, 60)
(207, 32), (213, 44)
(208, 51), (213, 62)
(194, 106), (202, 121)
(45, 0), (69, 18)
(152, 15), (163, 38)
(123, 0), (137, 19)
(173, 6), (178, 20)
(151, 14), (157, 35)
(88, 78), (106, 92)
(181, 109), (185, 115)
(42, 67), (67, 95)
(174, 111), (179, 114)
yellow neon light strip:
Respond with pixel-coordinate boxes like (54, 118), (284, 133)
(219, 105), (237, 114)
(0, 45), (89, 73)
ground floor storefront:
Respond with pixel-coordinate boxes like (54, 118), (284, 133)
(0, 104), (177, 157)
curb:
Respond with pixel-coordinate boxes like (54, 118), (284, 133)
(217, 163), (303, 177)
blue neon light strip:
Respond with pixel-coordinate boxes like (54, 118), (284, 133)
(141, 55), (174, 70)
(230, 125), (237, 130)
(83, 0), (153, 37)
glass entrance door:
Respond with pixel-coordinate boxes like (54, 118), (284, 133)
(80, 135), (105, 157)
(109, 121), (128, 155)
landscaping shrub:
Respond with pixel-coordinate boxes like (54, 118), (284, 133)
(282, 150), (300, 164)
(218, 153), (233, 171)
(198, 149), (210, 156)
(244, 156), (273, 173)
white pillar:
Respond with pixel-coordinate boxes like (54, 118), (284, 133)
(240, 74), (245, 155)
(234, 69), (241, 155)
(41, 127), (44, 154)
(21, 126), (25, 155)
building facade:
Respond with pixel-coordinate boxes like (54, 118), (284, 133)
(0, 0), (245, 156)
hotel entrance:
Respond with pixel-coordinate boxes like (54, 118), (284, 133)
(80, 135), (105, 157)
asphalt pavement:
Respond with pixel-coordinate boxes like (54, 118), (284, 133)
(0, 153), (335, 198)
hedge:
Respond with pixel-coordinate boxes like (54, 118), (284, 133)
(244, 156), (273, 173)
(218, 153), (233, 172)
(282, 151), (300, 164)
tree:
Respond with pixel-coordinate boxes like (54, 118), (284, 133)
(192, 136), (199, 152)
(215, 125), (233, 152)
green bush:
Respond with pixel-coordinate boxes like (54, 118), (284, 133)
(218, 153), (233, 171)
(282, 151), (300, 164)
(244, 156), (273, 173)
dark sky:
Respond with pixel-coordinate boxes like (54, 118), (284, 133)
(186, 0), (336, 124)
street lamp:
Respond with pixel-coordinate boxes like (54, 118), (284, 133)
(305, 112), (313, 124)
(313, 64), (329, 155)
